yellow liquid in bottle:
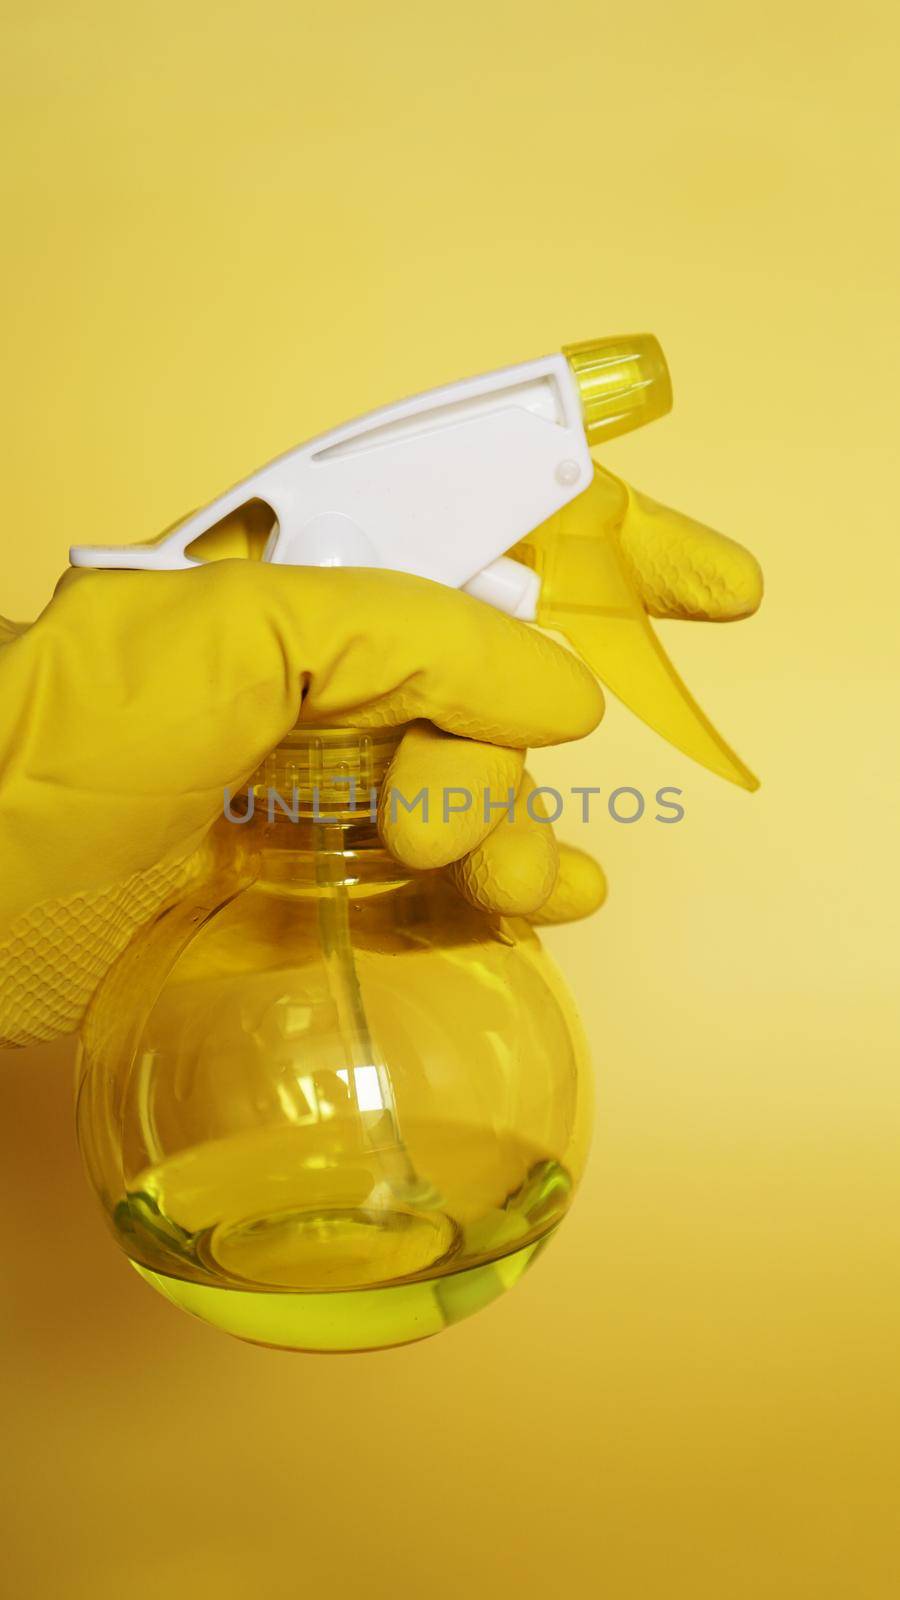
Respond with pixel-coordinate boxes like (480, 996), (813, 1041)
(114, 1123), (572, 1352)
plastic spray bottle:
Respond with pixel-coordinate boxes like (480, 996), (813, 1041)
(70, 336), (756, 1351)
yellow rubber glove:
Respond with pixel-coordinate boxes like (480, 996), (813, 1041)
(0, 469), (761, 1047)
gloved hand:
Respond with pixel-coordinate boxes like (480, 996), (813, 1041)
(0, 466), (761, 1047)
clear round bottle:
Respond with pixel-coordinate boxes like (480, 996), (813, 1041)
(76, 726), (593, 1352)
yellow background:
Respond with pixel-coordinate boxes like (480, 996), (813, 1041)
(2, 2), (898, 1595)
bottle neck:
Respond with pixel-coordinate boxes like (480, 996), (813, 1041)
(231, 724), (409, 890)
(248, 724), (405, 825)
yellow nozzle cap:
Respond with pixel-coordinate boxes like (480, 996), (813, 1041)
(563, 333), (673, 445)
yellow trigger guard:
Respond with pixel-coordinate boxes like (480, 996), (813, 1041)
(512, 472), (759, 792)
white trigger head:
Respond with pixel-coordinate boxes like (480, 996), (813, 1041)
(69, 336), (671, 618)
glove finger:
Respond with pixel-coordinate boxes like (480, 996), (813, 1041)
(379, 721), (525, 870)
(447, 772), (560, 916)
(278, 567), (605, 746)
(615, 477), (763, 622)
(527, 842), (607, 925)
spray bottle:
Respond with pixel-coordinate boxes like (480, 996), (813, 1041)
(71, 336), (758, 1352)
